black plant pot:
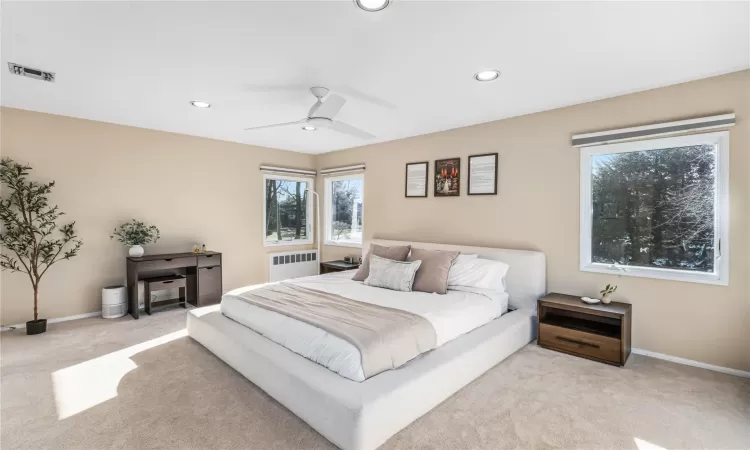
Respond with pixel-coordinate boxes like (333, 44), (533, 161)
(26, 319), (47, 335)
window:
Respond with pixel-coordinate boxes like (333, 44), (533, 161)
(263, 174), (313, 246)
(580, 131), (729, 285)
(324, 174), (364, 247)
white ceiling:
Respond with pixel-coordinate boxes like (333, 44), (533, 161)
(2, 1), (748, 154)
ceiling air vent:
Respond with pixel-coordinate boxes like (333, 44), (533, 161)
(7, 63), (55, 82)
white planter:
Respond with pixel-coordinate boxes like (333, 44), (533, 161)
(601, 294), (612, 304)
(129, 245), (144, 257)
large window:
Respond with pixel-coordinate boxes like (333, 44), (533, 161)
(263, 174), (313, 246)
(324, 174), (364, 247)
(580, 131), (729, 285)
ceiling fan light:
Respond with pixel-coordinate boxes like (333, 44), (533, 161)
(190, 101), (211, 108)
(474, 70), (500, 82)
(355, 0), (389, 12)
(302, 126), (317, 131)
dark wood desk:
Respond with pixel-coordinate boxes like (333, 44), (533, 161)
(126, 251), (222, 319)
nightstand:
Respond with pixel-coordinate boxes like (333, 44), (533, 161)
(320, 260), (360, 274)
(537, 293), (632, 366)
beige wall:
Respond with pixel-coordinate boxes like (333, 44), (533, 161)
(2, 71), (748, 371)
(317, 70), (750, 372)
(0, 108), (315, 326)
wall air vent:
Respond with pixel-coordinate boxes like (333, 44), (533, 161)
(7, 63), (55, 82)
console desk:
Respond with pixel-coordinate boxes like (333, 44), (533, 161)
(126, 251), (222, 319)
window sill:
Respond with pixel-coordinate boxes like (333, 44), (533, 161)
(264, 239), (314, 248)
(324, 240), (362, 249)
(580, 263), (727, 286)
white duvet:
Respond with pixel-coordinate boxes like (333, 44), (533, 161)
(220, 270), (508, 382)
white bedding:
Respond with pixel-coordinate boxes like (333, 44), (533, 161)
(220, 270), (508, 381)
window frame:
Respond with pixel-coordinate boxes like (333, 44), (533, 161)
(262, 173), (314, 247)
(579, 131), (729, 286)
(323, 173), (365, 248)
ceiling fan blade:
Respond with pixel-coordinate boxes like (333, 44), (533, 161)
(329, 121), (375, 140)
(244, 119), (304, 131)
(312, 94), (346, 119)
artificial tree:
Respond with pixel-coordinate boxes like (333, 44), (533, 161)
(0, 158), (83, 333)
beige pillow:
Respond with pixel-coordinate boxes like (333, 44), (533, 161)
(352, 244), (412, 281)
(408, 248), (460, 294)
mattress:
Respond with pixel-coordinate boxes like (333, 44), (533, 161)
(220, 270), (509, 381)
(187, 305), (536, 450)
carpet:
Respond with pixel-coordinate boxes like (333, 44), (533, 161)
(1, 308), (748, 449)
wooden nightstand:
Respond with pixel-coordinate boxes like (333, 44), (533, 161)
(320, 260), (360, 274)
(537, 293), (632, 366)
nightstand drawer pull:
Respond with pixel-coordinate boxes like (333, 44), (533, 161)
(555, 336), (599, 348)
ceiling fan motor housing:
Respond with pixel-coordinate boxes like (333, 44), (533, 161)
(310, 86), (330, 99)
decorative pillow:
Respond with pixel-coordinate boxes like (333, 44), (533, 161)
(352, 244), (411, 281)
(447, 257), (510, 293)
(407, 248), (460, 294)
(364, 255), (422, 292)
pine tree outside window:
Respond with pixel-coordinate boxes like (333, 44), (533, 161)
(579, 131), (729, 285)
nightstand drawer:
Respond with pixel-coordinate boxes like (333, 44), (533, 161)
(539, 323), (620, 364)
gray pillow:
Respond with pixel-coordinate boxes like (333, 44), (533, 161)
(364, 255), (422, 292)
(408, 248), (460, 294)
(352, 244), (411, 281)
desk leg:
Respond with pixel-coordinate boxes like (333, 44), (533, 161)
(186, 267), (198, 307)
(126, 261), (139, 320)
(144, 282), (152, 315)
(179, 286), (186, 308)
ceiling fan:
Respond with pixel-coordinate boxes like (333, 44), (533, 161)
(244, 87), (375, 140)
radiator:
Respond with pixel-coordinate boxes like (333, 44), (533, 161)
(269, 250), (318, 282)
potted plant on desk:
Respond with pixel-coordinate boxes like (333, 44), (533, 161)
(0, 158), (83, 335)
(110, 220), (160, 257)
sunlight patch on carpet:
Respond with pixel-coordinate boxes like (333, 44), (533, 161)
(51, 328), (188, 419)
(635, 437), (668, 450)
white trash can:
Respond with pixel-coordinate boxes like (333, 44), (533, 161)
(102, 285), (128, 319)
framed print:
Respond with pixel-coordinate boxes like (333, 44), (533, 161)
(434, 157), (460, 197)
(468, 153), (498, 195)
(405, 161), (429, 197)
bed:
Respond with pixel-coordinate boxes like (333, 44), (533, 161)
(187, 239), (546, 450)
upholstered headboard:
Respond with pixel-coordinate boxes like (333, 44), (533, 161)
(365, 239), (547, 311)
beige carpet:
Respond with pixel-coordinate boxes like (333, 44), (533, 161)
(1, 308), (748, 450)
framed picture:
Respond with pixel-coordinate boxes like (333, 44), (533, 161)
(468, 153), (498, 195)
(434, 157), (460, 197)
(405, 161), (429, 197)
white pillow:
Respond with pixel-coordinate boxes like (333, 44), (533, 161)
(447, 256), (509, 292)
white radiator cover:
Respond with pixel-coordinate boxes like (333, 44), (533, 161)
(269, 250), (319, 282)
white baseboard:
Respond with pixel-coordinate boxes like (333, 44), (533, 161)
(1, 311), (102, 332)
(632, 348), (750, 379)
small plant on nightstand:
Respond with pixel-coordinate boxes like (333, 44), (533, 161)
(600, 284), (618, 304)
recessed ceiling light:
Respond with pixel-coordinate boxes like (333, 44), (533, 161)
(474, 70), (500, 82)
(355, 0), (389, 12)
(190, 101), (211, 108)
(302, 126), (317, 131)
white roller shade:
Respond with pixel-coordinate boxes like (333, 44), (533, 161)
(259, 165), (316, 177)
(572, 114), (735, 148)
(319, 164), (366, 177)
